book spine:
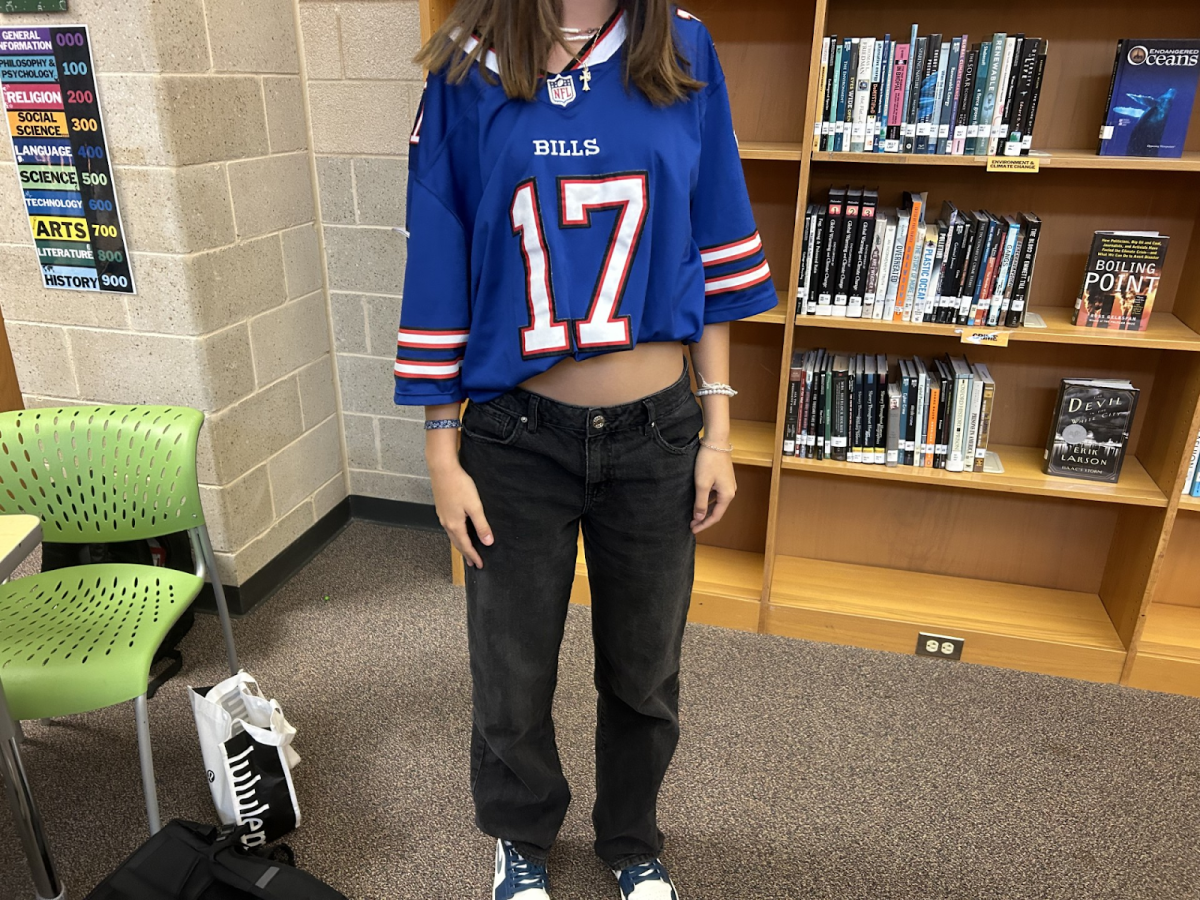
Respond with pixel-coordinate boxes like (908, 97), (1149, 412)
(924, 374), (938, 467)
(884, 212), (909, 318)
(934, 372), (950, 467)
(893, 195), (925, 321)
(841, 38), (859, 153)
(796, 205), (812, 315)
(1005, 37), (1038, 155)
(912, 226), (939, 324)
(851, 37), (874, 153)
(814, 38), (830, 152)
(818, 191), (843, 316)
(898, 364), (912, 465)
(820, 34), (838, 151)
(937, 37), (962, 155)
(875, 354), (888, 463)
(865, 39), (884, 152)
(914, 362), (928, 467)
(973, 222), (1001, 325)
(851, 358), (865, 463)
(834, 191), (860, 317)
(986, 221), (1020, 326)
(977, 32), (1008, 157)
(886, 383), (901, 466)
(832, 364), (849, 461)
(1006, 213), (1041, 326)
(784, 359), (802, 455)
(997, 225), (1025, 326)
(823, 361), (833, 458)
(947, 368), (970, 472)
(925, 38), (950, 154)
(1022, 45), (1047, 152)
(905, 36), (929, 153)
(954, 45), (979, 155)
(963, 371), (985, 468)
(955, 217), (981, 324)
(862, 211), (887, 319)
(887, 43), (910, 152)
(965, 40), (992, 155)
(864, 365), (877, 465)
(974, 375), (996, 472)
(848, 192), (878, 318)
(936, 217), (963, 323)
(834, 38), (851, 152)
(1099, 39), (1125, 153)
(989, 36), (1018, 156)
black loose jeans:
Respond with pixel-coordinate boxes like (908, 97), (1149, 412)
(459, 363), (702, 870)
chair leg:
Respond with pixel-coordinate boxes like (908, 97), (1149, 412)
(134, 694), (162, 835)
(190, 525), (240, 676)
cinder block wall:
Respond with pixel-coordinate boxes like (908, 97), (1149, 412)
(0, 0), (349, 585)
(299, 0), (434, 506)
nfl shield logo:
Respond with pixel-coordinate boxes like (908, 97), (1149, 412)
(547, 73), (577, 107)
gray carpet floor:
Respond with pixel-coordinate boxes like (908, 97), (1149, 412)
(1, 521), (1199, 899)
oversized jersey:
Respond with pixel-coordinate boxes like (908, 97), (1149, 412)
(395, 8), (777, 406)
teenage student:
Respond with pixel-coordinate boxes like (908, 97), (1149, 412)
(395, 1), (777, 896)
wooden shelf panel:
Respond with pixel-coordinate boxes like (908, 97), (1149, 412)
(1180, 496), (1200, 513)
(810, 150), (1200, 172)
(781, 444), (1166, 507)
(743, 292), (791, 324)
(730, 418), (774, 468)
(767, 555), (1126, 682)
(740, 141), (805, 162)
(793, 306), (1200, 352)
(1138, 604), (1200, 663)
(574, 542), (764, 632)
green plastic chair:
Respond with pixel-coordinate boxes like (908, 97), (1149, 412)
(0, 405), (239, 835)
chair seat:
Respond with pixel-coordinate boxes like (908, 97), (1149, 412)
(0, 563), (203, 720)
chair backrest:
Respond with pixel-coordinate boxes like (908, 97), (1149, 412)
(0, 405), (206, 543)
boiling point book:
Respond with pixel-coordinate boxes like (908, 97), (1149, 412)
(1074, 231), (1169, 331)
(1044, 379), (1139, 483)
(1099, 40), (1200, 158)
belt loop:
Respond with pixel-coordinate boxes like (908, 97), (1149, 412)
(642, 396), (656, 435)
(526, 394), (539, 433)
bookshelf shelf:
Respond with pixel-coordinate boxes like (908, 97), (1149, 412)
(792, 307), (1200, 353)
(740, 141), (806, 162)
(1179, 496), (1200, 513)
(730, 419), (775, 468)
(746, 293), (791, 324)
(781, 444), (1167, 508)
(766, 555), (1126, 682)
(1126, 604), (1200, 698)
(810, 150), (1200, 172)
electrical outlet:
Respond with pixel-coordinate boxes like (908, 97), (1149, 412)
(916, 632), (964, 661)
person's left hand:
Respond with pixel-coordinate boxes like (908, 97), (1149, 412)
(692, 445), (736, 533)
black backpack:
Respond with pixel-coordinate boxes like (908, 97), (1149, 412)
(41, 532), (196, 697)
(85, 820), (349, 900)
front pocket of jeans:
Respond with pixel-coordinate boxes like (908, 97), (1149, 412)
(649, 404), (703, 455)
(462, 404), (521, 446)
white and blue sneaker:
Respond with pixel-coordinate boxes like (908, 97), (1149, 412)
(613, 859), (679, 899)
(494, 839), (551, 899)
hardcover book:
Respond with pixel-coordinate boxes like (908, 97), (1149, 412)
(1099, 40), (1200, 158)
(1074, 231), (1169, 331)
(1044, 379), (1140, 483)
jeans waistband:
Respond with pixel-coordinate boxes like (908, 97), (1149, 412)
(485, 361), (695, 434)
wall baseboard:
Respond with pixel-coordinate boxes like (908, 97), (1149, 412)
(195, 496), (438, 617)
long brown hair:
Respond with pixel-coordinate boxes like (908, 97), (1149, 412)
(414, 0), (703, 106)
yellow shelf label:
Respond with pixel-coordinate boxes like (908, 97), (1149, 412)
(986, 156), (1040, 173)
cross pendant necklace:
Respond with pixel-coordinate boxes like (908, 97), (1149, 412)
(581, 66), (592, 91)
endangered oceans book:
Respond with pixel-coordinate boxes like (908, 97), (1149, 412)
(1099, 40), (1200, 158)
(1044, 379), (1140, 483)
(1073, 231), (1169, 331)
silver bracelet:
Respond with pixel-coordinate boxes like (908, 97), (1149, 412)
(695, 368), (738, 398)
(424, 418), (462, 430)
(699, 439), (734, 453)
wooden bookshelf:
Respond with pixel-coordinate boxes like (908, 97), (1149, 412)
(425, 0), (1200, 695)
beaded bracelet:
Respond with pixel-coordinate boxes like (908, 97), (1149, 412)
(695, 368), (738, 398)
(424, 418), (462, 430)
(699, 439), (734, 453)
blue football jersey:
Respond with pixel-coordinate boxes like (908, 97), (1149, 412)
(395, 7), (777, 406)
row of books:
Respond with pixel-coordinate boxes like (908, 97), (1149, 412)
(797, 187), (1042, 327)
(1184, 430), (1200, 498)
(783, 350), (996, 474)
(813, 28), (1048, 158)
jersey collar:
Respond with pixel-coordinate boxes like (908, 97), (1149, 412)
(459, 10), (627, 77)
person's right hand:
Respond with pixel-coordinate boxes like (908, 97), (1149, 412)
(430, 461), (493, 568)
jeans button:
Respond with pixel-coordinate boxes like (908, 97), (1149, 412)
(592, 415), (606, 430)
